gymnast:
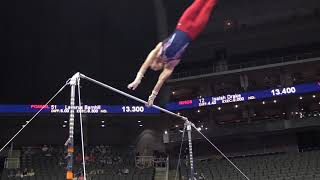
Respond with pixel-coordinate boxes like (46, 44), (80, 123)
(128, 0), (218, 106)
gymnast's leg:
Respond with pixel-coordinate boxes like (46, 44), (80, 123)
(177, 0), (207, 31)
(189, 0), (218, 39)
(177, 0), (218, 40)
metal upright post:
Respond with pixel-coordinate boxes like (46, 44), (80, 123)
(66, 73), (80, 180)
(186, 121), (195, 180)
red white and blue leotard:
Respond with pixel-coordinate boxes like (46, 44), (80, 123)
(159, 30), (191, 62)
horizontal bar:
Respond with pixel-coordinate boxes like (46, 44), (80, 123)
(79, 73), (187, 121)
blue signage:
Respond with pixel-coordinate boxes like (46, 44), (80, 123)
(165, 82), (320, 111)
(0, 82), (319, 114)
(0, 105), (160, 114)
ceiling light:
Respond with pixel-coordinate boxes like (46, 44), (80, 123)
(262, 101), (266, 105)
(218, 107), (222, 111)
(312, 95), (316, 98)
(273, 100), (277, 103)
(299, 96), (303, 100)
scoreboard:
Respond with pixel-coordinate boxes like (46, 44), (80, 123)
(165, 82), (320, 111)
(0, 82), (319, 114)
(0, 105), (160, 114)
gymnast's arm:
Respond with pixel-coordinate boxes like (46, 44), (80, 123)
(147, 60), (180, 106)
(127, 42), (162, 90)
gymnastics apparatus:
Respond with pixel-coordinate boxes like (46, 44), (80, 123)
(0, 73), (250, 180)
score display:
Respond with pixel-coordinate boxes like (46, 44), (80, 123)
(0, 105), (160, 114)
(0, 82), (319, 114)
(165, 82), (320, 111)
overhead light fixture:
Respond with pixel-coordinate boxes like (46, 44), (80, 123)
(262, 101), (266, 105)
(62, 125), (67, 128)
(197, 127), (202, 131)
(101, 121), (105, 123)
(164, 130), (168, 134)
(224, 19), (233, 28)
(234, 105), (239, 108)
(177, 112), (181, 116)
(197, 109), (201, 113)
(218, 107), (222, 111)
(138, 121), (141, 123)
(172, 91), (176, 95)
(299, 96), (303, 100)
(312, 95), (316, 98)
(205, 127), (208, 130)
(139, 124), (143, 127)
(101, 124), (105, 127)
(273, 100), (277, 103)
(64, 121), (68, 123)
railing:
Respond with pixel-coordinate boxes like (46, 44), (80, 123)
(4, 157), (20, 169)
(166, 157), (169, 180)
(171, 52), (320, 80)
(135, 156), (168, 169)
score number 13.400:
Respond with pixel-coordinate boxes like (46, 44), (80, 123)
(271, 87), (296, 96)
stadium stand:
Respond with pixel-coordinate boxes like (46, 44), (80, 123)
(1, 146), (155, 180)
(180, 150), (320, 180)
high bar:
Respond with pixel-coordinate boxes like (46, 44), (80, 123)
(79, 73), (188, 121)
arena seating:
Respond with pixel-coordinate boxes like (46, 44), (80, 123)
(2, 146), (320, 180)
(181, 150), (320, 180)
(1, 146), (155, 180)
